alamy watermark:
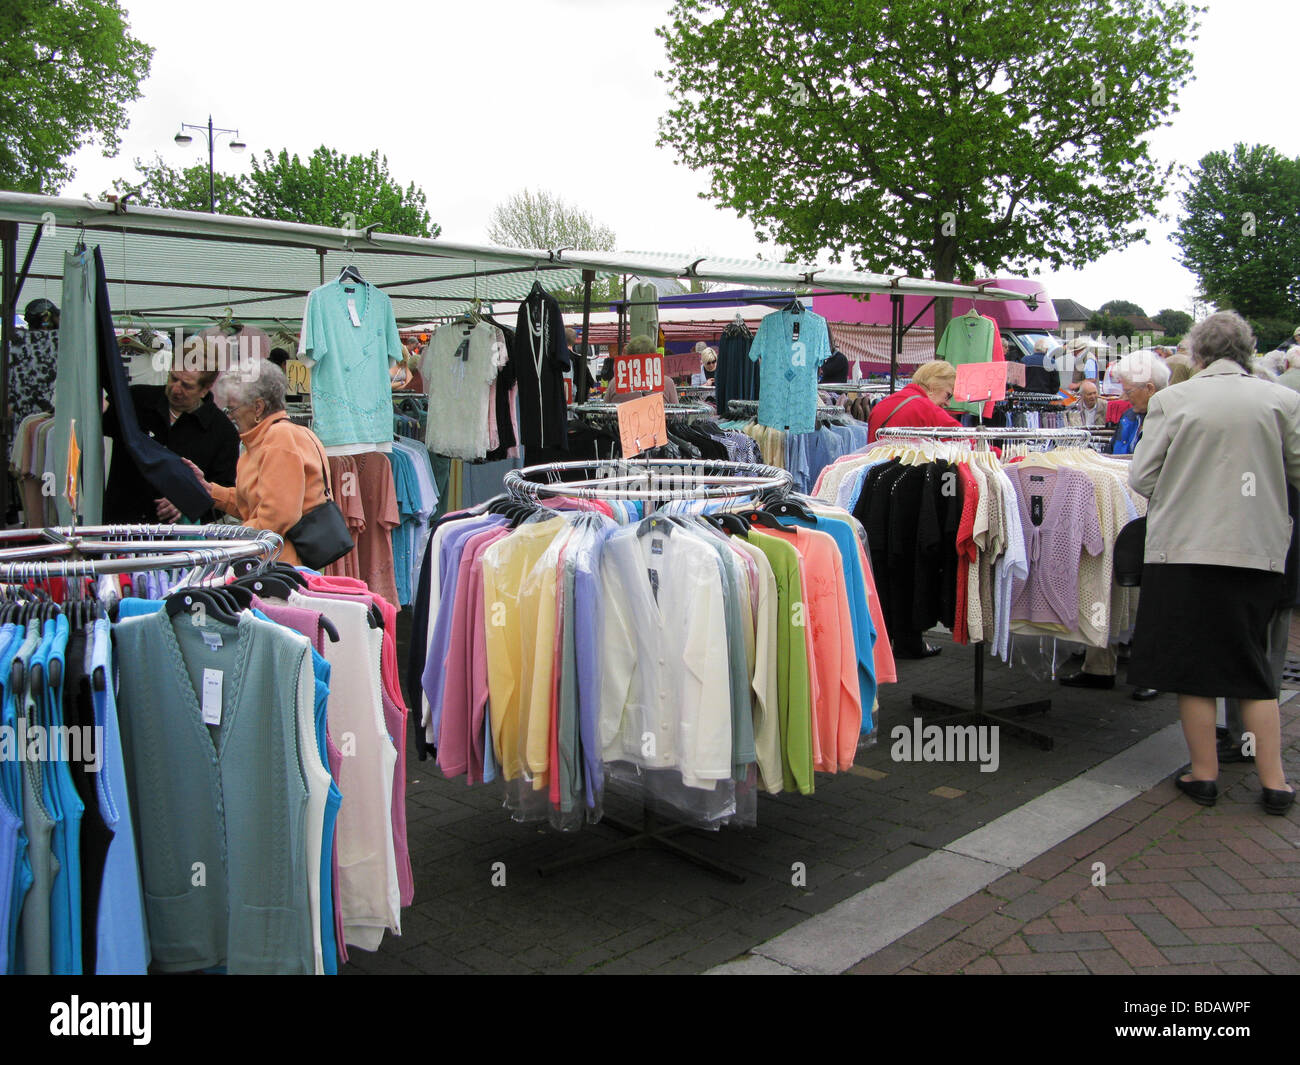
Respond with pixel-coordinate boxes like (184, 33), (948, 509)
(0, 721), (103, 773)
(890, 717), (1000, 773)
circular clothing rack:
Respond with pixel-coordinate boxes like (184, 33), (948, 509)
(504, 458), (793, 503)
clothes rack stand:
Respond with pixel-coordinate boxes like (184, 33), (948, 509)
(0, 523), (283, 579)
(873, 426), (1093, 751)
(502, 458), (794, 882)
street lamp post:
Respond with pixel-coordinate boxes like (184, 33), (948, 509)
(173, 115), (246, 212)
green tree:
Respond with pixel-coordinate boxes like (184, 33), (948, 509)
(1153, 308), (1194, 336)
(657, 0), (1199, 342)
(1174, 143), (1300, 319)
(246, 147), (436, 237)
(487, 188), (620, 304)
(1248, 315), (1295, 353)
(0, 0), (153, 192)
(1099, 299), (1147, 319)
(102, 154), (250, 214)
(1086, 311), (1135, 338)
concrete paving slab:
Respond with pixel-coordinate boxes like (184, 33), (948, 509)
(706, 955), (804, 975)
(945, 777), (1138, 869)
(748, 850), (1005, 974)
(1082, 723), (1190, 789)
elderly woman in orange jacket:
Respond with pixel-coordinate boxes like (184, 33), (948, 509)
(184, 361), (331, 567)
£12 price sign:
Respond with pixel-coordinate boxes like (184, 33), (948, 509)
(613, 353), (664, 394)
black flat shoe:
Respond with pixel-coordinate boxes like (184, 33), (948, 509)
(1217, 737), (1254, 764)
(1059, 671), (1115, 690)
(1261, 786), (1296, 816)
(1131, 687), (1160, 701)
(894, 643), (942, 660)
(1175, 775), (1218, 807)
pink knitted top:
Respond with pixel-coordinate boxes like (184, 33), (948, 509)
(1008, 466), (1103, 629)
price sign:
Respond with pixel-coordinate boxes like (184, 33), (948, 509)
(613, 353), (664, 394)
(954, 361), (1008, 403)
(617, 393), (669, 458)
(1005, 362), (1026, 388)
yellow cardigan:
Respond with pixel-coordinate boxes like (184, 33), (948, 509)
(207, 410), (330, 566)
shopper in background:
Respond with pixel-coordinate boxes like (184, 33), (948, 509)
(1127, 311), (1300, 815)
(690, 342), (719, 385)
(184, 361), (330, 568)
(1064, 337), (1099, 388)
(819, 349), (849, 384)
(103, 367), (240, 524)
(1075, 379), (1104, 427)
(1165, 352), (1195, 386)
(1022, 337), (1059, 394)
(8, 297), (61, 422)
(866, 360), (960, 444)
(1276, 349), (1300, 394)
(1110, 351), (1171, 454)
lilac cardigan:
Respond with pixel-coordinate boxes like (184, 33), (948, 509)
(1008, 466), (1103, 628)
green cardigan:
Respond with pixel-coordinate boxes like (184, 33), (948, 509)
(114, 609), (314, 974)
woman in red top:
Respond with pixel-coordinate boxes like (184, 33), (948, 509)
(867, 360), (962, 443)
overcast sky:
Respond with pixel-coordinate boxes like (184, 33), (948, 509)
(60, 0), (1299, 320)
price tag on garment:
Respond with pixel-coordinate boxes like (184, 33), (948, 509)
(617, 393), (669, 458)
(954, 360), (1008, 403)
(613, 353), (664, 394)
(1005, 362), (1027, 388)
(347, 299), (361, 327)
(201, 668), (224, 726)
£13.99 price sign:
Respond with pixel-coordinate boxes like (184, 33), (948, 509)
(613, 353), (664, 394)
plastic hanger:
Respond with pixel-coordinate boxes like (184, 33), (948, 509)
(765, 497), (816, 521)
(165, 587), (241, 627)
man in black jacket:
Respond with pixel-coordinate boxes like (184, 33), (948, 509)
(102, 369), (240, 524)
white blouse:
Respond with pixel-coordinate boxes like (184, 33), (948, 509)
(598, 524), (732, 790)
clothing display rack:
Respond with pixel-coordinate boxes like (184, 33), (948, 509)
(500, 458), (794, 881)
(725, 398), (847, 421)
(819, 383), (894, 395)
(872, 426), (1093, 751)
(676, 384), (717, 400)
(570, 400), (714, 423)
(0, 523), (283, 578)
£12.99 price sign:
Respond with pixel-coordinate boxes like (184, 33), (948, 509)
(613, 353), (664, 394)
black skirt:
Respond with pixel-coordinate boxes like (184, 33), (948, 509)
(1128, 563), (1284, 698)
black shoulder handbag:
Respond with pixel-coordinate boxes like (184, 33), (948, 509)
(283, 427), (355, 570)
(1114, 516), (1146, 587)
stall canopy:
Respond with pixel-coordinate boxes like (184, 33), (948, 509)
(0, 192), (1030, 330)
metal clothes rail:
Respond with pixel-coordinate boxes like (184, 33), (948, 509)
(0, 523), (283, 580)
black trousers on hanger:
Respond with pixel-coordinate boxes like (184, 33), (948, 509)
(92, 247), (213, 520)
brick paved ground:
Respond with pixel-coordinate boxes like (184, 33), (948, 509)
(846, 694), (1300, 975)
(348, 619), (1187, 973)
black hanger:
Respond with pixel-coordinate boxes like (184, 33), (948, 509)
(714, 512), (751, 535)
(766, 498), (817, 521)
(165, 587), (241, 627)
(224, 584), (255, 611)
(784, 298), (803, 314)
(338, 264), (365, 284)
(367, 604), (383, 630)
(232, 572), (296, 600)
(743, 509), (785, 530)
